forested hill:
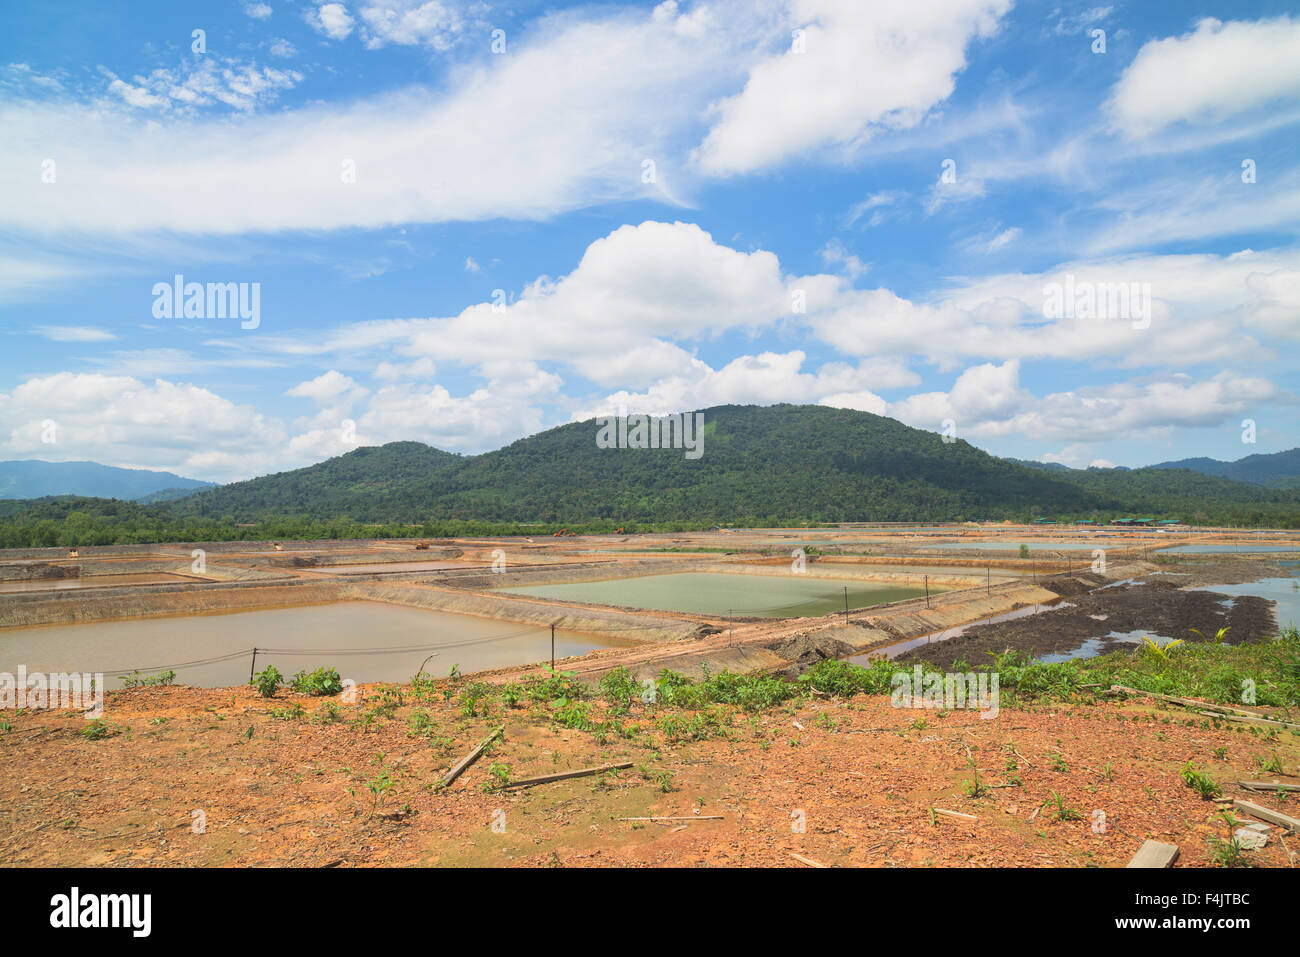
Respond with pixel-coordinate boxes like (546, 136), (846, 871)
(164, 404), (1297, 525)
(3, 406), (1297, 546)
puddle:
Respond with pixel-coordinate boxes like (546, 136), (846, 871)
(848, 601), (1070, 663)
(1187, 577), (1300, 631)
(1037, 629), (1179, 664)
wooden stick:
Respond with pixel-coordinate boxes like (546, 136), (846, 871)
(619, 814), (725, 822)
(442, 727), (502, 788)
(502, 761), (633, 790)
(1232, 799), (1300, 834)
(789, 852), (827, 868)
(933, 808), (976, 821)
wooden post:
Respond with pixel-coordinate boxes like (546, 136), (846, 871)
(550, 623), (555, 670)
(249, 648), (258, 683)
(924, 575), (930, 608)
(843, 586), (849, 624)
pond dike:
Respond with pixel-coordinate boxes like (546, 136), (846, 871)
(0, 568), (700, 644)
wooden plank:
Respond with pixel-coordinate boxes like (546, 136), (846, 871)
(1126, 840), (1180, 868)
(501, 761), (633, 790)
(1232, 799), (1300, 834)
(1237, 781), (1300, 793)
(619, 815), (724, 822)
(1111, 685), (1300, 729)
(441, 726), (502, 788)
(789, 852), (827, 868)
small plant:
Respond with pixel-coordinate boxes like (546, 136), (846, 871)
(269, 703), (306, 721)
(1255, 752), (1284, 774)
(963, 757), (989, 798)
(1208, 836), (1252, 868)
(251, 665), (283, 698)
(79, 720), (112, 740)
(366, 767), (396, 814)
(484, 762), (512, 790)
(312, 702), (342, 725)
(1180, 762), (1222, 800)
(1190, 626), (1231, 645)
(1050, 753), (1069, 773)
(1047, 791), (1082, 822)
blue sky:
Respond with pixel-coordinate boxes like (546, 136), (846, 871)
(1, 0), (1298, 482)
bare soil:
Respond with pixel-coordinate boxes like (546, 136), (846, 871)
(1, 680), (1296, 868)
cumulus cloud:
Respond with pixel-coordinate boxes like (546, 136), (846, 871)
(887, 362), (1288, 443)
(310, 3), (356, 40)
(0, 373), (287, 481)
(1109, 16), (1300, 139)
(693, 0), (1011, 175)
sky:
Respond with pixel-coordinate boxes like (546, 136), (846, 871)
(1, 0), (1298, 483)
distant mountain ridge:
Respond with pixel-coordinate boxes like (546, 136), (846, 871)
(1149, 448), (1300, 489)
(0, 460), (215, 501)
(4, 410), (1299, 533)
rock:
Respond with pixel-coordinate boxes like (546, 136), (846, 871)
(1227, 826), (1268, 847)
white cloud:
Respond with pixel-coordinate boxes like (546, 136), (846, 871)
(287, 370), (368, 405)
(358, 1), (474, 50)
(0, 7), (742, 235)
(35, 326), (116, 342)
(574, 351), (916, 419)
(0, 373), (286, 481)
(887, 362), (1288, 443)
(693, 0), (1011, 175)
(1109, 17), (1300, 139)
(99, 58), (303, 113)
(311, 3), (356, 40)
(245, 2), (273, 20)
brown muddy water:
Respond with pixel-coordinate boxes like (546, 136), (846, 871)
(0, 573), (209, 594)
(0, 601), (636, 688)
(305, 561), (475, 574)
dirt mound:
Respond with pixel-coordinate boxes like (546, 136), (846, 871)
(1039, 573), (1106, 597)
(768, 633), (857, 678)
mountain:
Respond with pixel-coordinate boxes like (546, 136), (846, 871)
(168, 405), (1299, 525)
(0, 460), (215, 501)
(1150, 448), (1300, 489)
(3, 406), (1297, 547)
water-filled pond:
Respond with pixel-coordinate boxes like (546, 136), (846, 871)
(0, 601), (633, 687)
(501, 572), (942, 618)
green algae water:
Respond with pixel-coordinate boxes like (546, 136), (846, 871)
(501, 572), (940, 618)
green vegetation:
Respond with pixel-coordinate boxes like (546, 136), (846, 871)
(3, 406), (1297, 546)
(118, 670), (176, 688)
(251, 665), (283, 699)
(289, 667), (343, 696)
